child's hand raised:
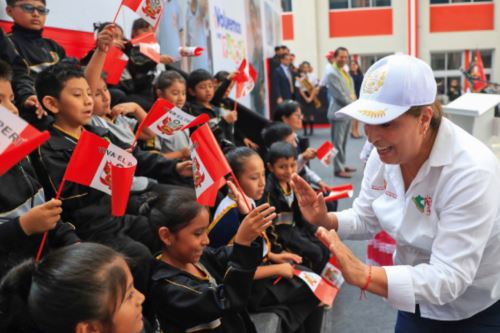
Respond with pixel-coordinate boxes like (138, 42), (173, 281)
(96, 24), (115, 53)
(19, 199), (62, 236)
(234, 204), (276, 246)
(227, 180), (252, 214)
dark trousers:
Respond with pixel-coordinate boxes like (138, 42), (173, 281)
(395, 300), (500, 333)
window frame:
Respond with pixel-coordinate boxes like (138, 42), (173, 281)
(329, 0), (392, 10)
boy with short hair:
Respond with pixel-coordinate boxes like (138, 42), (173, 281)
(0, 59), (79, 279)
(186, 69), (236, 149)
(265, 141), (329, 273)
(31, 62), (190, 292)
(5, 0), (65, 127)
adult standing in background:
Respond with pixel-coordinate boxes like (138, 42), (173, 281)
(350, 60), (364, 138)
(272, 53), (295, 106)
(158, 0), (185, 70)
(325, 47), (357, 178)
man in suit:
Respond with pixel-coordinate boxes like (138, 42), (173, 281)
(325, 47), (357, 178)
(272, 53), (295, 109)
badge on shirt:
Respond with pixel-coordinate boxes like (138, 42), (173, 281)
(413, 195), (432, 216)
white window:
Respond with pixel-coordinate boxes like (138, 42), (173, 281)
(329, 0), (391, 10)
(430, 0), (492, 4)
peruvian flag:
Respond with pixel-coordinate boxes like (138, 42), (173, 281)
(324, 183), (353, 202)
(134, 99), (209, 144)
(190, 124), (232, 206)
(293, 267), (340, 307)
(61, 131), (137, 216)
(121, 0), (165, 30)
(316, 141), (338, 167)
(0, 106), (50, 176)
(131, 32), (160, 63)
(103, 46), (129, 85)
(471, 49), (488, 92)
(234, 59), (257, 99)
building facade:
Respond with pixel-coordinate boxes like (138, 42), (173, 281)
(281, 0), (498, 98)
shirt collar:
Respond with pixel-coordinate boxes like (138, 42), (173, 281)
(427, 117), (454, 167)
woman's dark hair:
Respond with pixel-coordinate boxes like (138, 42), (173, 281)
(406, 100), (443, 131)
(273, 100), (300, 122)
(261, 122), (294, 148)
(267, 141), (297, 165)
(154, 70), (186, 92)
(225, 147), (260, 178)
(147, 188), (205, 235)
(0, 243), (127, 333)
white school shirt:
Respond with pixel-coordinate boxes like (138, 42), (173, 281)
(336, 118), (500, 320)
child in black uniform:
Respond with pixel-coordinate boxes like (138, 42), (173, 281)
(0, 60), (79, 279)
(5, 0), (65, 128)
(186, 69), (236, 150)
(148, 187), (275, 333)
(0, 243), (145, 333)
(265, 142), (330, 273)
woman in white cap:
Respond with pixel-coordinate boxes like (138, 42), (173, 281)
(291, 54), (500, 332)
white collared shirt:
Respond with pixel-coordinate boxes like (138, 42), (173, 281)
(336, 118), (500, 320)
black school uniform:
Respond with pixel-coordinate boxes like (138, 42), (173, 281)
(31, 124), (185, 292)
(6, 24), (66, 128)
(0, 158), (79, 279)
(151, 242), (262, 333)
(265, 174), (329, 273)
(186, 101), (235, 151)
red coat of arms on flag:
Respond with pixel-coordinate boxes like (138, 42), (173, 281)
(192, 157), (205, 189)
(157, 116), (183, 136)
(142, 0), (162, 20)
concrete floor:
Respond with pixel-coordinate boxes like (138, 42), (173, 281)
(304, 127), (397, 333)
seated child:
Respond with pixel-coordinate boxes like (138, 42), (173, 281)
(148, 187), (275, 333)
(145, 70), (191, 160)
(5, 0), (65, 127)
(0, 60), (79, 279)
(265, 142), (330, 273)
(186, 69), (236, 150)
(0, 243), (145, 333)
(212, 147), (324, 332)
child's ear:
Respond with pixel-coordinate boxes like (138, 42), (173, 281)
(155, 88), (162, 98)
(5, 6), (14, 18)
(75, 321), (102, 333)
(41, 96), (60, 115)
(266, 162), (273, 172)
(158, 226), (173, 246)
(188, 87), (196, 97)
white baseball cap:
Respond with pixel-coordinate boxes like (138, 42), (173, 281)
(337, 54), (437, 125)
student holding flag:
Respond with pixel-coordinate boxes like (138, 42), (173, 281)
(291, 54), (500, 332)
(0, 60), (79, 279)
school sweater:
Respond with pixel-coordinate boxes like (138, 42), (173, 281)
(31, 124), (183, 239)
(265, 173), (329, 273)
(0, 158), (79, 278)
(151, 242), (262, 333)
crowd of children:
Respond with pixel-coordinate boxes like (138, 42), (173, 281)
(0, 1), (338, 332)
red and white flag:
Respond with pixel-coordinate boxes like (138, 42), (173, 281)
(0, 106), (50, 176)
(103, 46), (129, 85)
(62, 131), (137, 216)
(121, 0), (165, 30)
(134, 99), (209, 143)
(321, 255), (345, 289)
(190, 124), (232, 206)
(316, 141), (338, 167)
(131, 32), (161, 63)
(324, 183), (353, 202)
(179, 46), (204, 57)
(234, 59), (257, 99)
(472, 49), (488, 92)
(293, 267), (340, 307)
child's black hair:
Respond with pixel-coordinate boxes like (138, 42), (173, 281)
(35, 61), (85, 110)
(273, 100), (300, 122)
(146, 188), (205, 235)
(154, 70), (186, 92)
(214, 70), (230, 83)
(131, 18), (151, 35)
(267, 141), (297, 165)
(225, 147), (260, 179)
(261, 122), (293, 148)
(0, 60), (12, 82)
(93, 21), (124, 35)
(6, 0), (46, 5)
(187, 69), (213, 91)
(0, 243), (127, 333)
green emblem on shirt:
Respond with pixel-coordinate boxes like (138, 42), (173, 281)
(413, 195), (425, 213)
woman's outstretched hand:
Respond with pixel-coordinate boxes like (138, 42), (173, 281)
(290, 174), (332, 228)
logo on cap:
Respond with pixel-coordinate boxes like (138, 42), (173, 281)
(362, 66), (387, 95)
(357, 109), (387, 118)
